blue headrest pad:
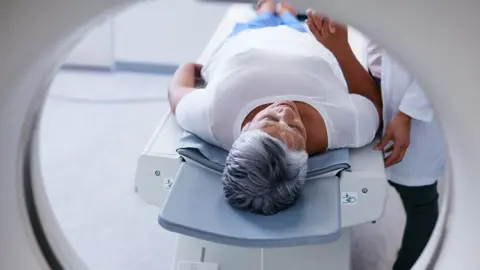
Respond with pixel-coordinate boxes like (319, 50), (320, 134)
(158, 162), (341, 248)
(177, 132), (350, 178)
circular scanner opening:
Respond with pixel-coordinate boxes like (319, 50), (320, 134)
(18, 1), (453, 269)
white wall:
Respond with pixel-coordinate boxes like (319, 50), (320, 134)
(64, 20), (114, 68)
(63, 0), (229, 67)
(113, 0), (229, 65)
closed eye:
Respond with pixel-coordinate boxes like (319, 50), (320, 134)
(290, 125), (302, 133)
(266, 115), (278, 122)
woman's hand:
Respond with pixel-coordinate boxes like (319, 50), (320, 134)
(305, 9), (350, 57)
(375, 111), (412, 168)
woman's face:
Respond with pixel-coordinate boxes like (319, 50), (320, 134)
(245, 100), (307, 151)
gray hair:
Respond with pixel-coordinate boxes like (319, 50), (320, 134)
(222, 130), (308, 215)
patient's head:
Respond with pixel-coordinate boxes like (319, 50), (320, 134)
(222, 130), (308, 215)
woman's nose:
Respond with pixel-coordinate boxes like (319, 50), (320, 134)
(278, 108), (295, 121)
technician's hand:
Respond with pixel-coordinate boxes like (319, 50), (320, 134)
(305, 9), (350, 56)
(375, 111), (412, 168)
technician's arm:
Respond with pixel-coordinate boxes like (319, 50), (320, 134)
(168, 62), (203, 114)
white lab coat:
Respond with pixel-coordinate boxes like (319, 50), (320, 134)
(379, 53), (445, 186)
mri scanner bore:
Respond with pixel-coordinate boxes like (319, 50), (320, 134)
(39, 1), (445, 269)
(7, 0), (480, 270)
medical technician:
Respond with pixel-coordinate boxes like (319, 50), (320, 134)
(371, 49), (445, 270)
(306, 10), (445, 270)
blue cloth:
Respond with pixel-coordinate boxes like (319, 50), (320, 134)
(228, 11), (307, 38)
(177, 131), (350, 179)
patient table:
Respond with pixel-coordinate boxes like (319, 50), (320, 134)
(134, 5), (387, 270)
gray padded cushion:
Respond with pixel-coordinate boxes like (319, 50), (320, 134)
(158, 162), (341, 248)
(177, 132), (350, 179)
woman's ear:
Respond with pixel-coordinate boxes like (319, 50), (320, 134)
(242, 122), (251, 132)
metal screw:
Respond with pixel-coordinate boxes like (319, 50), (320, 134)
(155, 170), (161, 176)
(362, 188), (368, 193)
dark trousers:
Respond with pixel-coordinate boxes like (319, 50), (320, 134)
(389, 180), (439, 270)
